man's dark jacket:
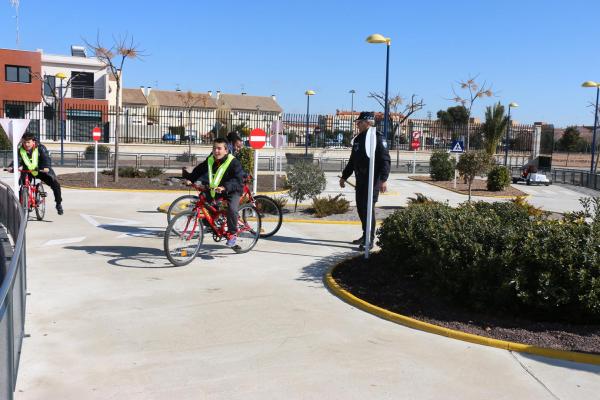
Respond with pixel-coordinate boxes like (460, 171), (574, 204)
(341, 130), (391, 184)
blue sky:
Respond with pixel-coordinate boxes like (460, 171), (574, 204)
(1, 0), (599, 127)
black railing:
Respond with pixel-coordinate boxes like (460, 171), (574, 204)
(0, 180), (27, 400)
(0, 101), (541, 154)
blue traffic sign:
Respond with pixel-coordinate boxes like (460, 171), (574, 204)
(450, 140), (465, 153)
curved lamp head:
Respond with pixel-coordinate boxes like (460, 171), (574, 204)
(305, 90), (315, 96)
(508, 102), (519, 108)
(349, 89), (356, 94)
(582, 81), (600, 88)
(366, 34), (391, 44)
(55, 72), (67, 80)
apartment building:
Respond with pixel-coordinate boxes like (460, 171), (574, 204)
(216, 92), (283, 134)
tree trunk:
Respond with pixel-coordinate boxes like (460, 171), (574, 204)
(468, 180), (472, 203)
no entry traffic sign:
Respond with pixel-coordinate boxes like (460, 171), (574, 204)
(92, 126), (102, 141)
(410, 130), (421, 150)
(249, 128), (266, 149)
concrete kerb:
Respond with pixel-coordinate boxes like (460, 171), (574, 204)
(325, 264), (600, 366)
(407, 176), (532, 199)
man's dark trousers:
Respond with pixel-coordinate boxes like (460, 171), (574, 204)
(355, 181), (378, 241)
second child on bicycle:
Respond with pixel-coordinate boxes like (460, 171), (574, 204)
(182, 138), (244, 247)
(7, 133), (64, 215)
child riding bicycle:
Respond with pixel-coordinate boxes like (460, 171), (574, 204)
(7, 132), (63, 215)
(182, 138), (244, 247)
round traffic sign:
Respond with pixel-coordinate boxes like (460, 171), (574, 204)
(249, 128), (266, 149)
(411, 130), (421, 140)
(92, 126), (102, 141)
(270, 134), (285, 149)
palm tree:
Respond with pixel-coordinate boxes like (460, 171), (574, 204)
(482, 102), (508, 156)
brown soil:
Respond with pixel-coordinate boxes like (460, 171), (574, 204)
(332, 253), (600, 354)
(410, 175), (528, 197)
(58, 172), (287, 193)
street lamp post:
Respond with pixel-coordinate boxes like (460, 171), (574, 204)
(366, 34), (391, 142)
(504, 102), (519, 166)
(304, 90), (315, 156)
(349, 89), (355, 137)
(56, 72), (66, 166)
(582, 81), (600, 174)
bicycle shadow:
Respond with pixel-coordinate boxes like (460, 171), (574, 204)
(64, 245), (178, 268)
(95, 224), (164, 238)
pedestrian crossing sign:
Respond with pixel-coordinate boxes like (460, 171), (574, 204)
(450, 140), (465, 153)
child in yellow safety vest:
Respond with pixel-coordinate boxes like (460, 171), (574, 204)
(7, 133), (63, 215)
(182, 137), (244, 247)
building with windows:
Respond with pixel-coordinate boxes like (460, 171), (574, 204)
(215, 93), (282, 134)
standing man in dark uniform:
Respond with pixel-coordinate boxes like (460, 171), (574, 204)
(339, 112), (391, 250)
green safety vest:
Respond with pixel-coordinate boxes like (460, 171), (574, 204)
(207, 154), (234, 198)
(19, 146), (39, 176)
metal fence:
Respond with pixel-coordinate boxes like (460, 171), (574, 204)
(550, 168), (600, 190)
(0, 180), (27, 400)
(0, 101), (542, 155)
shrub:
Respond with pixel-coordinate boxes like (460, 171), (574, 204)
(102, 167), (144, 178)
(510, 196), (548, 218)
(377, 198), (600, 323)
(456, 151), (493, 201)
(84, 144), (110, 159)
(407, 193), (435, 205)
(429, 150), (456, 181)
(236, 146), (254, 176)
(144, 166), (164, 178)
(486, 165), (511, 191)
(272, 195), (288, 210)
(0, 126), (11, 150)
(311, 194), (350, 217)
(176, 151), (195, 162)
(285, 161), (326, 211)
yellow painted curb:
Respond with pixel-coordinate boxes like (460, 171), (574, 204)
(325, 264), (600, 366)
(408, 177), (530, 199)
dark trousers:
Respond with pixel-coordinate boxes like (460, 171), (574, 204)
(20, 169), (62, 205)
(355, 183), (379, 241)
(226, 192), (241, 234)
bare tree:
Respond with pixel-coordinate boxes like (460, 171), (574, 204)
(177, 90), (208, 167)
(85, 34), (144, 182)
(369, 92), (425, 145)
(448, 75), (495, 150)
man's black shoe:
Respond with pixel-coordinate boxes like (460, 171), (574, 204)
(351, 236), (364, 245)
(56, 204), (64, 215)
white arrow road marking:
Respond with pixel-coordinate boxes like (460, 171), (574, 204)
(80, 214), (141, 227)
(43, 236), (86, 246)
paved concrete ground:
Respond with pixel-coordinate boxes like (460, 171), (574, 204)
(0, 171), (598, 399)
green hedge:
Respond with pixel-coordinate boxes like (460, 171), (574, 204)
(377, 200), (600, 323)
(429, 150), (456, 181)
(487, 165), (511, 191)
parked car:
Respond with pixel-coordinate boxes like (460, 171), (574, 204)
(162, 133), (178, 142)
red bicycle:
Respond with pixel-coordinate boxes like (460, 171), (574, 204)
(4, 168), (46, 220)
(163, 182), (262, 266)
(166, 175), (283, 238)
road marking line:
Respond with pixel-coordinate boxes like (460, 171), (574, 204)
(80, 213), (140, 227)
(43, 236), (86, 246)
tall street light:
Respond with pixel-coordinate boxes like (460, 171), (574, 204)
(504, 102), (519, 166)
(56, 72), (67, 166)
(582, 81), (600, 174)
(366, 33), (391, 142)
(304, 90), (315, 156)
(349, 89), (356, 137)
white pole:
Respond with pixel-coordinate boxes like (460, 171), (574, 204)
(364, 127), (377, 259)
(412, 149), (416, 174)
(453, 153), (458, 189)
(94, 140), (98, 187)
(273, 135), (278, 191)
(253, 149), (259, 194)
